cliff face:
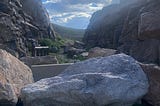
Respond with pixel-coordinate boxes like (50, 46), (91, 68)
(84, 4), (128, 49)
(84, 0), (160, 65)
(0, 0), (55, 57)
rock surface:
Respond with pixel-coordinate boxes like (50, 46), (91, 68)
(73, 41), (85, 49)
(20, 56), (58, 66)
(21, 54), (149, 106)
(83, 3), (128, 49)
(0, 0), (55, 57)
(140, 63), (160, 106)
(119, 0), (160, 65)
(88, 47), (117, 58)
(84, 0), (160, 65)
(138, 11), (160, 40)
(0, 49), (33, 105)
(66, 47), (86, 58)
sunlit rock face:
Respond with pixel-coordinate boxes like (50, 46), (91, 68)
(84, 0), (160, 65)
(0, 0), (55, 57)
(21, 54), (149, 106)
(0, 49), (33, 105)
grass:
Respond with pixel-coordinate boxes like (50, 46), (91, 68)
(39, 35), (74, 52)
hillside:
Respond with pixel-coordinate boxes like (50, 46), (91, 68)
(53, 24), (85, 41)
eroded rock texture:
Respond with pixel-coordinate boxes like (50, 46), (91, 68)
(0, 49), (33, 105)
(84, 0), (160, 65)
(21, 54), (149, 106)
(0, 0), (55, 57)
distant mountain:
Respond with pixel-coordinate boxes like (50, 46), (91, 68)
(52, 24), (85, 40)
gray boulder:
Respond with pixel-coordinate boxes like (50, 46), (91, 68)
(21, 54), (149, 106)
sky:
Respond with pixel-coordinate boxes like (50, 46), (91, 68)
(42, 0), (119, 29)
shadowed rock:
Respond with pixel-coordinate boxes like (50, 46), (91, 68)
(0, 0), (55, 57)
(84, 0), (160, 65)
(140, 63), (160, 106)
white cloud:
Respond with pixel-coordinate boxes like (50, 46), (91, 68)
(42, 0), (113, 28)
(49, 12), (91, 24)
(43, 0), (61, 4)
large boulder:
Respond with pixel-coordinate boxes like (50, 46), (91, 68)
(0, 49), (33, 105)
(21, 54), (149, 106)
(140, 63), (160, 106)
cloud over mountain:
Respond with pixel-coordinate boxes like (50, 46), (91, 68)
(42, 0), (113, 29)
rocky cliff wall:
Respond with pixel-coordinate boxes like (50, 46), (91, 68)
(84, 0), (160, 65)
(0, 0), (55, 57)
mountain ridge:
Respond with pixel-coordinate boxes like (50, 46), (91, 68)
(53, 24), (85, 40)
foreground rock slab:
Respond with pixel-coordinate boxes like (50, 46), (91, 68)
(140, 63), (160, 106)
(0, 49), (34, 105)
(21, 54), (149, 106)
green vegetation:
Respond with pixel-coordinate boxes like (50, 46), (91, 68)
(39, 36), (63, 48)
(39, 36), (85, 63)
(53, 24), (85, 41)
(39, 35), (73, 52)
(38, 24), (86, 64)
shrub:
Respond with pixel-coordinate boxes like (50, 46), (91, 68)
(39, 39), (53, 47)
(39, 37), (66, 53)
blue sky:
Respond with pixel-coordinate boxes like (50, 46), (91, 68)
(42, 0), (119, 29)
